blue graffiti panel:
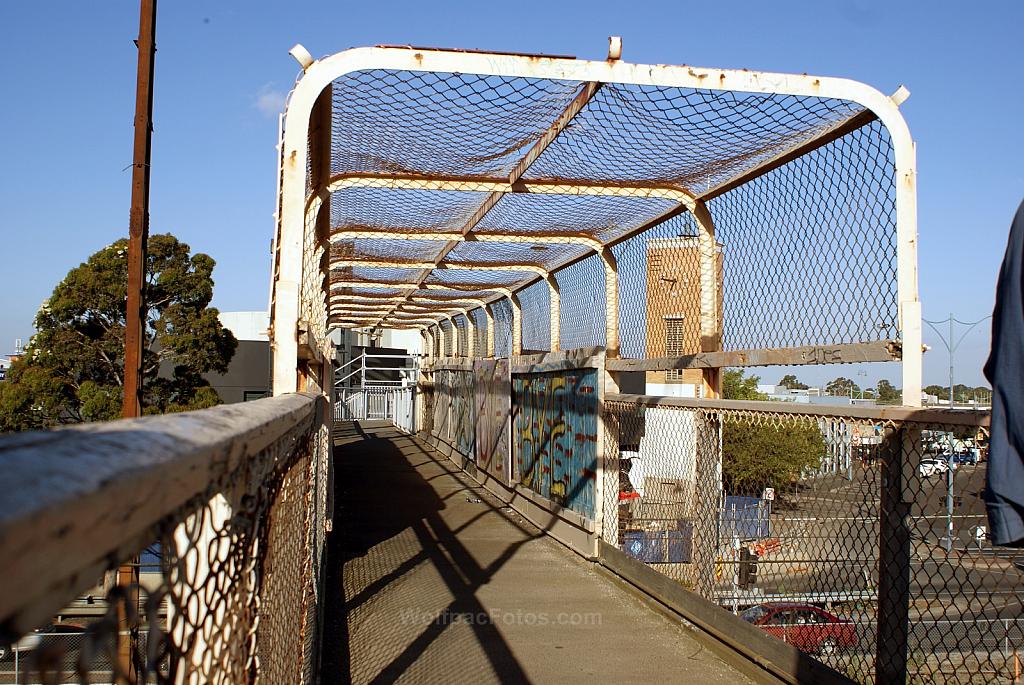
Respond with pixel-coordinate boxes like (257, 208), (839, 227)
(513, 368), (598, 520)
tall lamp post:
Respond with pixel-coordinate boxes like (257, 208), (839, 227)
(922, 312), (991, 552)
(922, 313), (992, 408)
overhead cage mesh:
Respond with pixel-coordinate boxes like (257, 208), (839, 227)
(329, 70), (585, 178)
(454, 314), (470, 356)
(555, 253), (607, 351)
(490, 299), (513, 358)
(311, 61), (903, 366)
(470, 307), (488, 356)
(517, 279), (551, 353)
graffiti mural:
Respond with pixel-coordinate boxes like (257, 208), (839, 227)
(430, 368), (475, 460)
(451, 369), (475, 459)
(513, 368), (598, 520)
(474, 359), (512, 484)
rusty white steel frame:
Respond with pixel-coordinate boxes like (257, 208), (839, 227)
(271, 46), (921, 405)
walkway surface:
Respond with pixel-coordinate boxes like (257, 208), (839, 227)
(320, 421), (753, 685)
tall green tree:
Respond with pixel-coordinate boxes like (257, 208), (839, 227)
(825, 377), (860, 397)
(875, 379), (901, 404)
(722, 418), (825, 493)
(0, 234), (237, 431)
(721, 369), (824, 494)
(778, 374), (809, 390)
(722, 369), (767, 400)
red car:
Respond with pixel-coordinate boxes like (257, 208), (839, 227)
(739, 603), (857, 655)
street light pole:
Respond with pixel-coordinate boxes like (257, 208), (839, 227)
(923, 313), (991, 407)
(922, 312), (990, 553)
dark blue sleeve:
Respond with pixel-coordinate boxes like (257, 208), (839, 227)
(984, 200), (1024, 546)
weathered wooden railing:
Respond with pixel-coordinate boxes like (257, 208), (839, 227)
(0, 392), (330, 684)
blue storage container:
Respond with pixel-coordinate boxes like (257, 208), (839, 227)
(623, 523), (693, 563)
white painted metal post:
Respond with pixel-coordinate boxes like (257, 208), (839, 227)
(510, 292), (523, 356)
(466, 311), (477, 358)
(485, 305), (495, 358)
(601, 248), (619, 357)
(693, 200), (722, 398)
(450, 316), (460, 357)
(896, 139), (922, 407)
(547, 274), (561, 352)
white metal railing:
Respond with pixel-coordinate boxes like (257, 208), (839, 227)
(335, 386), (414, 433)
(334, 353), (419, 389)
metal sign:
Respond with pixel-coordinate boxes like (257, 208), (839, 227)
(763, 487), (775, 501)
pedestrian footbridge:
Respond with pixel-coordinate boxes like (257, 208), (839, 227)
(0, 43), (1004, 685)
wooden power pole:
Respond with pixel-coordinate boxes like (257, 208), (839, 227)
(119, 0), (157, 680)
(123, 0), (157, 418)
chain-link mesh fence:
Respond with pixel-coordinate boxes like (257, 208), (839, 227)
(603, 397), (999, 684)
(490, 299), (513, 358)
(1, 395), (328, 685)
(453, 314), (469, 357)
(320, 61), (905, 368)
(469, 307), (488, 357)
(517, 280), (550, 354)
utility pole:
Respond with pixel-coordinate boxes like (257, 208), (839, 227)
(120, 0), (157, 680)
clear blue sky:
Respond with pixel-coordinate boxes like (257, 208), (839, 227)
(1, 1), (1021, 388)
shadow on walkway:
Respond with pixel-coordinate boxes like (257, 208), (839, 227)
(319, 422), (750, 685)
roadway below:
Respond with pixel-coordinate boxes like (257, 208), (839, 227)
(319, 421), (757, 685)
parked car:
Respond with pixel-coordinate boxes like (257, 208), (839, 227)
(919, 457), (951, 478)
(953, 450), (979, 466)
(0, 622), (86, 660)
(739, 603), (857, 655)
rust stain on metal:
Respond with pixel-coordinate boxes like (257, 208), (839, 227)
(375, 44), (576, 60)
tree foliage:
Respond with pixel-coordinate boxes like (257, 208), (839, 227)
(0, 234), (236, 431)
(720, 369), (824, 493)
(825, 377), (860, 397)
(722, 418), (825, 494)
(778, 374), (809, 390)
(923, 384), (991, 403)
(875, 379), (901, 404)
(722, 369), (767, 400)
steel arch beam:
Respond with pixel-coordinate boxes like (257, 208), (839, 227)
(276, 45), (919, 400)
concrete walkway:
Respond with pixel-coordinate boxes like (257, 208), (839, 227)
(320, 422), (753, 685)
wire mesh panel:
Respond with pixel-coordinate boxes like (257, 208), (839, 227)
(454, 314), (469, 357)
(602, 398), (998, 684)
(439, 319), (453, 357)
(490, 300), (513, 358)
(707, 119), (898, 349)
(612, 212), (706, 361)
(554, 254), (606, 351)
(470, 307), (488, 356)
(517, 280), (550, 353)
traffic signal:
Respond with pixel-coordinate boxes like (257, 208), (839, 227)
(738, 547), (759, 589)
